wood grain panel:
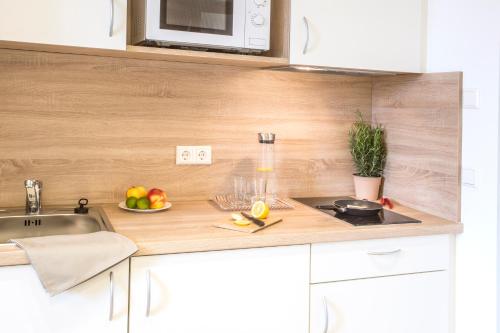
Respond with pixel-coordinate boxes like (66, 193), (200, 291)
(266, 0), (290, 58)
(105, 199), (462, 256)
(0, 40), (288, 68)
(372, 73), (462, 222)
(0, 48), (371, 206)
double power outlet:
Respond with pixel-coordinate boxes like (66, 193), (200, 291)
(176, 146), (212, 165)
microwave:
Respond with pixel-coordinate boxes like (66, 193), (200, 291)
(132, 0), (271, 53)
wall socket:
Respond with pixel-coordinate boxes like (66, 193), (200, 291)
(462, 168), (476, 188)
(176, 146), (212, 165)
(463, 89), (480, 109)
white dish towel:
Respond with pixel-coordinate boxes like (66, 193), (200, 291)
(11, 231), (137, 296)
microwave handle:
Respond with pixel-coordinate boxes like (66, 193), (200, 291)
(109, 0), (114, 37)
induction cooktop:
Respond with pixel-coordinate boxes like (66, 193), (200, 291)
(292, 196), (421, 226)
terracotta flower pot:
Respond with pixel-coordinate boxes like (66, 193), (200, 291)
(353, 175), (382, 201)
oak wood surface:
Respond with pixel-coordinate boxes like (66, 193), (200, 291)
(125, 45), (288, 67)
(372, 73), (462, 222)
(0, 199), (463, 266)
(266, 0), (290, 58)
(0, 48), (372, 206)
(0, 40), (288, 68)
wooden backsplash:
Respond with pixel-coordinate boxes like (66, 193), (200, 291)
(372, 73), (462, 222)
(0, 49), (372, 206)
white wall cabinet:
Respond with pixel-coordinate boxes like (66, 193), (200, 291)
(310, 271), (450, 333)
(290, 0), (426, 73)
(129, 245), (310, 333)
(0, 0), (127, 50)
(0, 260), (129, 333)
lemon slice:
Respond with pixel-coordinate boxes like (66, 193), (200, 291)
(251, 201), (269, 219)
(233, 219), (251, 226)
(231, 213), (250, 226)
(231, 213), (243, 221)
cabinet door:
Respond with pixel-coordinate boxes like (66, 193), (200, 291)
(0, 0), (127, 50)
(310, 271), (450, 333)
(290, 0), (425, 72)
(130, 245), (310, 333)
(0, 260), (129, 333)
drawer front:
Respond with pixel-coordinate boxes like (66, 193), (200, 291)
(311, 235), (450, 283)
(310, 271), (450, 333)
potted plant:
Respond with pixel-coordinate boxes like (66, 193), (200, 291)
(349, 114), (387, 200)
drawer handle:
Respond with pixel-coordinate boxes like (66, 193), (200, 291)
(323, 297), (329, 333)
(108, 271), (114, 321)
(146, 269), (151, 317)
(367, 249), (402, 256)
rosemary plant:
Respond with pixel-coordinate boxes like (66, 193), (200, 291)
(349, 114), (387, 177)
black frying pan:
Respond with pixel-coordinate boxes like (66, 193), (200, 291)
(317, 199), (383, 216)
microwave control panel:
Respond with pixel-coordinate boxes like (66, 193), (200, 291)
(245, 0), (271, 51)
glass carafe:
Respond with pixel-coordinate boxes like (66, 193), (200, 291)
(256, 133), (277, 204)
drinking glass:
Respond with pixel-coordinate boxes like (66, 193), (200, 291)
(251, 178), (267, 203)
(233, 176), (247, 203)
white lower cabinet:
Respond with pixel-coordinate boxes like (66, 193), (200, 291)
(129, 245), (310, 333)
(310, 235), (452, 333)
(310, 271), (450, 333)
(0, 236), (453, 332)
(0, 259), (129, 333)
(311, 235), (450, 283)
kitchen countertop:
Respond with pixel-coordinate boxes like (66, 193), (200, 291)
(0, 199), (463, 267)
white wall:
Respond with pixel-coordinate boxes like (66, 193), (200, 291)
(426, 1), (500, 332)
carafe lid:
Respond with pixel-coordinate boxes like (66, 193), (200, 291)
(258, 133), (276, 144)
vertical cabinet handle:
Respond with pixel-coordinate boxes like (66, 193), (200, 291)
(302, 16), (310, 54)
(109, 0), (115, 37)
(146, 269), (151, 317)
(108, 271), (114, 321)
(323, 297), (329, 333)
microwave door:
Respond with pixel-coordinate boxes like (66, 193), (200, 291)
(146, 0), (245, 49)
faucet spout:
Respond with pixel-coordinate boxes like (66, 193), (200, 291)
(25, 179), (42, 214)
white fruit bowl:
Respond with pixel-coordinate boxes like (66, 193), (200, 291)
(118, 201), (172, 213)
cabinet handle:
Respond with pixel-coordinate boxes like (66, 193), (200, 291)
(109, 0), (114, 37)
(108, 271), (114, 321)
(146, 269), (151, 317)
(367, 249), (402, 256)
(323, 297), (329, 333)
(302, 16), (310, 54)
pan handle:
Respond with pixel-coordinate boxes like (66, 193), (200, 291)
(316, 205), (347, 213)
(316, 204), (347, 213)
(332, 203), (347, 213)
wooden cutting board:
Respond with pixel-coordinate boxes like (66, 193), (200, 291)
(214, 217), (283, 233)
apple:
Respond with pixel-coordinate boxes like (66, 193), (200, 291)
(147, 188), (168, 209)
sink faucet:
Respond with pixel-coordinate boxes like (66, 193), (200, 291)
(25, 179), (42, 214)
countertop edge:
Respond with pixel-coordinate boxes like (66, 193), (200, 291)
(0, 222), (463, 267)
(132, 222), (464, 257)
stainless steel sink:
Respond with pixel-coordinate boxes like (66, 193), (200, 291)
(0, 207), (113, 243)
